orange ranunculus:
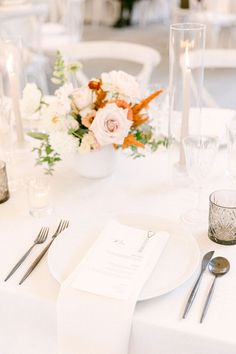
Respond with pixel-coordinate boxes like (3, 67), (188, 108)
(94, 89), (107, 109)
(88, 79), (101, 90)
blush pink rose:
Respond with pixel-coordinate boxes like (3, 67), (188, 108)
(90, 103), (132, 146)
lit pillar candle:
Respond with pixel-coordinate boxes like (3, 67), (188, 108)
(6, 53), (24, 144)
(179, 40), (191, 166)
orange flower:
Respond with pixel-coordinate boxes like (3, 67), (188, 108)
(132, 114), (149, 128)
(94, 89), (107, 109)
(51, 116), (60, 124)
(82, 110), (96, 128)
(88, 79), (101, 90)
(132, 89), (162, 115)
(122, 134), (144, 149)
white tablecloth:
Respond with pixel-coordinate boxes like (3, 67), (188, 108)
(1, 108), (236, 354)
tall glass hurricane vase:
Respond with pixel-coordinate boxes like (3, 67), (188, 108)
(168, 23), (206, 183)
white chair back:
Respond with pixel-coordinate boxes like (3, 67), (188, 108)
(189, 49), (236, 107)
(41, 0), (85, 53)
(60, 41), (161, 87)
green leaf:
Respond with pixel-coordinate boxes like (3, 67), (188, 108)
(31, 137), (61, 175)
(28, 132), (49, 140)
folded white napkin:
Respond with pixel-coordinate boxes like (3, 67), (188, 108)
(57, 220), (169, 354)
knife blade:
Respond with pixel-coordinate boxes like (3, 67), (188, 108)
(182, 250), (214, 319)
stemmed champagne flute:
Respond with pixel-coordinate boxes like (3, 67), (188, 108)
(182, 135), (219, 224)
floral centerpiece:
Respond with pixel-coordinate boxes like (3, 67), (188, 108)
(21, 53), (167, 175)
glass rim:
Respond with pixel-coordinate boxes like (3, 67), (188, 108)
(170, 23), (206, 31)
(183, 134), (219, 143)
(209, 189), (236, 209)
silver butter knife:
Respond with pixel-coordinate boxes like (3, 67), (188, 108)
(182, 250), (214, 319)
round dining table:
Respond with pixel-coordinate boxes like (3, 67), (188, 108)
(1, 107), (236, 354)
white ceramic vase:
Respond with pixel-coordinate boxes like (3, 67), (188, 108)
(74, 145), (117, 179)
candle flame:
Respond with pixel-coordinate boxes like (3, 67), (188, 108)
(180, 40), (194, 49)
(180, 40), (194, 69)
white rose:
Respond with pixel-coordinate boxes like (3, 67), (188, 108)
(90, 103), (132, 146)
(49, 131), (78, 156)
(72, 86), (94, 111)
(101, 70), (141, 99)
(53, 97), (71, 116)
(50, 83), (73, 116)
(55, 83), (74, 100)
(21, 83), (42, 119)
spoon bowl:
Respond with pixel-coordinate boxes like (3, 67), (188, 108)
(209, 257), (230, 276)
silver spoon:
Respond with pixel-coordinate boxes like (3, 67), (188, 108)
(200, 256), (230, 323)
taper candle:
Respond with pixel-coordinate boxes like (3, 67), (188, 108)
(179, 40), (192, 166)
(6, 53), (24, 143)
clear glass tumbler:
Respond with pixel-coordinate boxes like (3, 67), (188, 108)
(209, 190), (236, 245)
(27, 177), (52, 217)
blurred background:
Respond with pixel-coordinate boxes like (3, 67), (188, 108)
(0, 0), (235, 108)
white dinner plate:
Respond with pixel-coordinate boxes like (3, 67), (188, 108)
(48, 214), (200, 301)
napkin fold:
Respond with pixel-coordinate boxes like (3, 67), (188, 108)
(57, 220), (169, 354)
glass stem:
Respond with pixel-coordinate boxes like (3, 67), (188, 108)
(196, 185), (203, 212)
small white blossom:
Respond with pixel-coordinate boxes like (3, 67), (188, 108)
(49, 131), (78, 156)
(20, 83), (42, 119)
(55, 83), (74, 99)
(53, 83), (74, 116)
(78, 132), (99, 153)
(40, 106), (65, 133)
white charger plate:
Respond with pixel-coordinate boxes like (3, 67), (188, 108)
(48, 214), (200, 301)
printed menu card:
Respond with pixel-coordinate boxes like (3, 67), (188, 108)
(72, 220), (170, 299)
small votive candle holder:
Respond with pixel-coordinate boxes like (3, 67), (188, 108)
(0, 160), (10, 203)
(27, 177), (52, 217)
(208, 190), (236, 245)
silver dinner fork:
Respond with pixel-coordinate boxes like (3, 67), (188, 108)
(5, 227), (49, 281)
(19, 219), (69, 285)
